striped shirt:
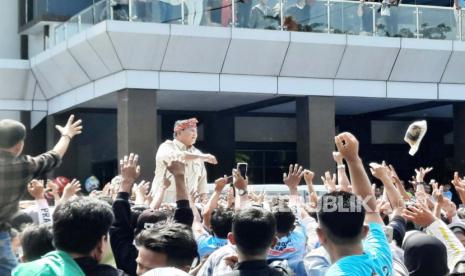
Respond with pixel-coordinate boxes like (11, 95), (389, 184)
(0, 150), (61, 229)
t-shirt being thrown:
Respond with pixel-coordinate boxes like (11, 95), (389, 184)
(325, 223), (393, 276)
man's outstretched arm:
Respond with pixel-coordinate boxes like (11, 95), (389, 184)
(335, 132), (383, 224)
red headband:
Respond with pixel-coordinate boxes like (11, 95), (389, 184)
(174, 118), (198, 132)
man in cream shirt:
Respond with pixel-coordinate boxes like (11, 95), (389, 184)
(151, 118), (217, 202)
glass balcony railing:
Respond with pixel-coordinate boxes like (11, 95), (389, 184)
(53, 0), (465, 46)
(19, 0), (94, 27)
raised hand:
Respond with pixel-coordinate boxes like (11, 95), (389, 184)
(433, 184), (444, 206)
(369, 162), (390, 182)
(61, 179), (81, 201)
(332, 151), (344, 165)
(233, 169), (248, 191)
(214, 176), (228, 193)
(55, 114), (83, 138)
(28, 179), (45, 199)
(134, 181), (150, 204)
(451, 172), (465, 194)
(321, 171), (337, 193)
(388, 164), (401, 183)
(164, 159), (186, 177)
(283, 164), (304, 191)
(120, 153), (140, 182)
(415, 167), (433, 183)
(402, 203), (436, 227)
(303, 169), (315, 184)
(334, 132), (360, 162)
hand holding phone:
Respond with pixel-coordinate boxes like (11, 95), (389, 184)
(237, 163), (248, 178)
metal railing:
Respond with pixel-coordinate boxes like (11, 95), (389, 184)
(53, 0), (464, 46)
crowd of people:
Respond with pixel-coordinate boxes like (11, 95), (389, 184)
(110, 0), (462, 39)
(2, 115), (465, 276)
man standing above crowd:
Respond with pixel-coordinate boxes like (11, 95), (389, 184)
(151, 118), (217, 202)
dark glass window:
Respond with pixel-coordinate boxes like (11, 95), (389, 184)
(236, 144), (296, 184)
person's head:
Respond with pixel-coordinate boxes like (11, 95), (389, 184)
(10, 211), (34, 232)
(449, 222), (465, 246)
(52, 197), (114, 262)
(20, 224), (54, 262)
(272, 203), (295, 236)
(134, 221), (197, 275)
(316, 191), (367, 258)
(135, 209), (168, 236)
(442, 183), (451, 192)
(458, 208), (465, 219)
(0, 119), (26, 156)
(228, 207), (277, 259)
(423, 184), (432, 194)
(210, 208), (234, 239)
(173, 118), (198, 147)
(402, 231), (449, 276)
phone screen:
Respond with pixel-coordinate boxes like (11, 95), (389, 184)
(237, 163), (248, 177)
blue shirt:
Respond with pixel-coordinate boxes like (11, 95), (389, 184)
(197, 234), (228, 259)
(268, 225), (307, 274)
(325, 223), (393, 276)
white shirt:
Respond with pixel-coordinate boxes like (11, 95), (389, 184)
(151, 139), (208, 202)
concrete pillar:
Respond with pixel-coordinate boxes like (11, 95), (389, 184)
(454, 103), (465, 173)
(296, 96), (336, 179)
(204, 114), (235, 180)
(117, 89), (157, 181)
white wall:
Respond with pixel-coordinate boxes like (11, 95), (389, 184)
(0, 0), (20, 59)
(28, 33), (45, 57)
(235, 117), (296, 142)
(0, 111), (21, 121)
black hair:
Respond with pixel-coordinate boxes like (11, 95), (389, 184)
(210, 208), (234, 239)
(52, 197), (114, 255)
(131, 205), (149, 232)
(20, 224), (54, 262)
(272, 202), (296, 234)
(317, 191), (365, 244)
(0, 119), (26, 148)
(232, 207), (276, 256)
(10, 211), (34, 232)
(135, 221), (197, 269)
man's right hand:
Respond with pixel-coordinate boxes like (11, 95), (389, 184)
(119, 153), (140, 193)
(233, 169), (248, 191)
(203, 154), (218, 165)
(55, 114), (82, 138)
(214, 176), (228, 193)
(28, 179), (45, 200)
(335, 132), (360, 163)
(164, 160), (186, 177)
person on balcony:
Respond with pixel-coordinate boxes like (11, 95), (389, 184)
(248, 0), (278, 29)
(186, 0), (204, 25)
